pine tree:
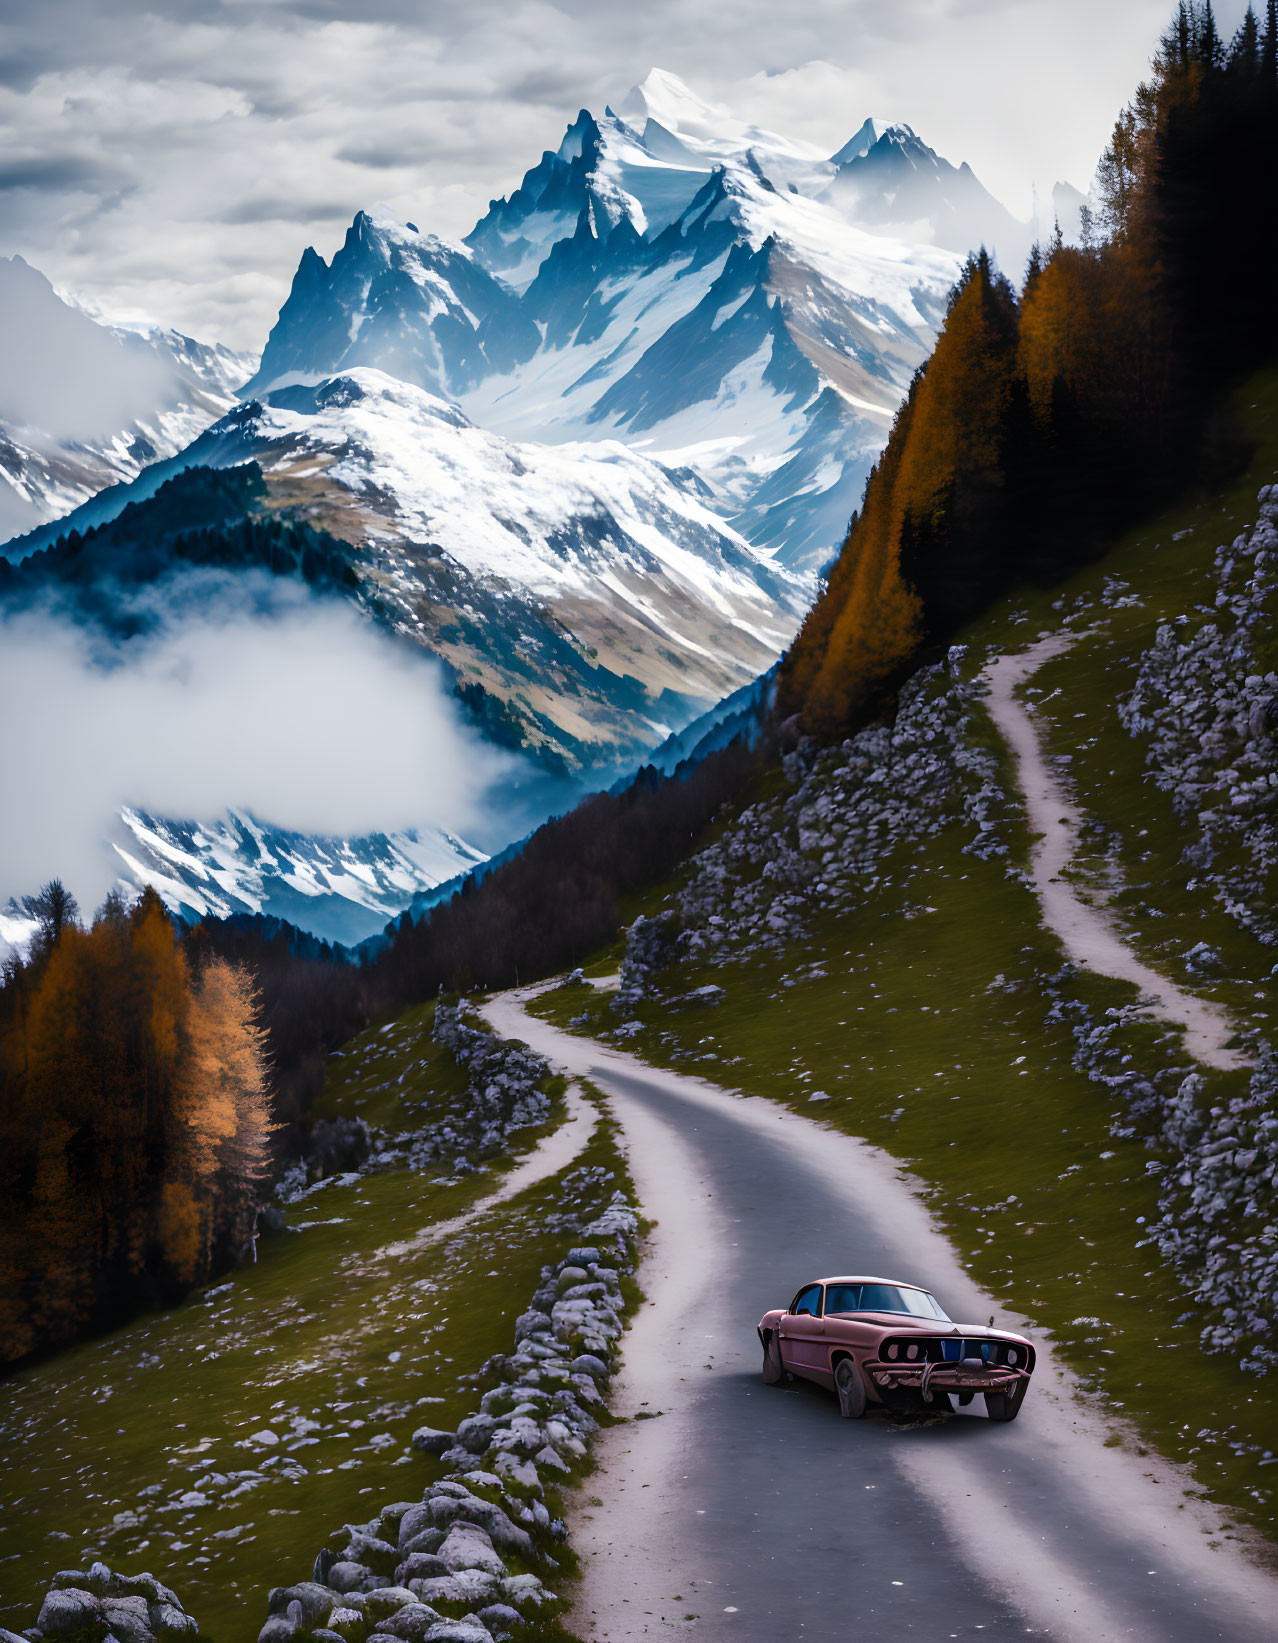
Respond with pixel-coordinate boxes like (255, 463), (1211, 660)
(22, 879), (80, 946)
(1096, 106), (1143, 240)
(1196, 1), (1225, 67)
(1230, 5), (1261, 71)
(1263, 0), (1278, 77)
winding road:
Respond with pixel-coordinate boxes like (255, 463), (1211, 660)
(981, 638), (1246, 1070)
(483, 990), (1278, 1643)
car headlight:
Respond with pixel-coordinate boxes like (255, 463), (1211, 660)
(906, 1343), (919, 1361)
(1007, 1348), (1018, 1366)
(886, 1343), (898, 1360)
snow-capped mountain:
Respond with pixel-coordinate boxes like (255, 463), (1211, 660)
(822, 118), (1030, 264)
(111, 808), (488, 947)
(0, 256), (254, 541)
(0, 70), (1082, 942)
(4, 367), (805, 773)
(240, 215), (539, 402)
(244, 74), (983, 572)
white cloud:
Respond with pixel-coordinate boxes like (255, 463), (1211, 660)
(0, 581), (514, 910)
(0, 0), (1239, 351)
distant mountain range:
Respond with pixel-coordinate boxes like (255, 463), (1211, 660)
(111, 808), (487, 947)
(0, 255), (254, 541)
(1, 70), (1086, 940)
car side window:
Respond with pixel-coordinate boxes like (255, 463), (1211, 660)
(791, 1283), (823, 1318)
(824, 1283), (861, 1314)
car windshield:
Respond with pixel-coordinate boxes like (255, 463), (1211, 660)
(824, 1283), (950, 1320)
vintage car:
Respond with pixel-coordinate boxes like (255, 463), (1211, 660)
(758, 1275), (1035, 1421)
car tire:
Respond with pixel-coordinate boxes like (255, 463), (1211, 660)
(834, 1358), (867, 1419)
(761, 1329), (784, 1384)
(985, 1384), (1024, 1423)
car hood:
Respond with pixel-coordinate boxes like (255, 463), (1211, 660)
(826, 1313), (1031, 1345)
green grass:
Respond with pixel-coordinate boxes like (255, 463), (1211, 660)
(535, 836), (1277, 1546)
(531, 369), (1278, 1546)
(1008, 371), (1278, 1005)
(0, 1006), (623, 1643)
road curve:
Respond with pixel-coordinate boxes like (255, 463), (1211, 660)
(373, 1081), (596, 1263)
(982, 637), (1246, 1070)
(483, 988), (1278, 1643)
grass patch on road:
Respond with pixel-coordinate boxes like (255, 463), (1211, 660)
(0, 1005), (617, 1643)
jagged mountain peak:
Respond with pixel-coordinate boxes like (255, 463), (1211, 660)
(615, 68), (733, 141)
(0, 255), (251, 543)
(829, 118), (922, 166)
(244, 209), (537, 400)
(822, 114), (1028, 268)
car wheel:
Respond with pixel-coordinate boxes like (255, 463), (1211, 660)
(834, 1358), (867, 1419)
(985, 1384), (1024, 1423)
(761, 1330), (784, 1385)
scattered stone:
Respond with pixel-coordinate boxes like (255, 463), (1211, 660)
(613, 658), (1010, 1007)
(421, 1622), (492, 1643)
(326, 1564), (369, 1596)
(395, 1555), (447, 1585)
(37, 1591), (103, 1638)
(267, 1586), (335, 1630)
(409, 1428), (454, 1457)
(436, 1528), (504, 1578)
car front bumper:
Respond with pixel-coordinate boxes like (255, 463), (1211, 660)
(866, 1359), (1031, 1402)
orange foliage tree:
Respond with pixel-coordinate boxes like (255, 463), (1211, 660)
(781, 3), (1278, 742)
(0, 889), (274, 1367)
(780, 252), (1019, 735)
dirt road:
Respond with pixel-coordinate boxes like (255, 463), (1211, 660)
(484, 989), (1277, 1642)
(982, 638), (1245, 1070)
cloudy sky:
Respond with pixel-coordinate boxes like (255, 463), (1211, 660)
(0, 0), (1250, 352)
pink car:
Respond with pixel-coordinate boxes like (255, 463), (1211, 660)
(758, 1275), (1035, 1421)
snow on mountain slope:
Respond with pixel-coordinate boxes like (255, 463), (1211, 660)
(820, 119), (1031, 266)
(241, 75), (971, 571)
(241, 210), (539, 402)
(226, 73), (1078, 575)
(32, 367), (806, 772)
(238, 371), (807, 765)
(465, 145), (958, 568)
(111, 807), (487, 947)
(0, 256), (253, 541)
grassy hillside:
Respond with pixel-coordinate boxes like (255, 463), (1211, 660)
(0, 1004), (621, 1643)
(531, 365), (1278, 1547)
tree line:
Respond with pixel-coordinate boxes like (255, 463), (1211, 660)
(0, 887), (272, 1368)
(779, 1), (1278, 734)
(191, 737), (764, 1114)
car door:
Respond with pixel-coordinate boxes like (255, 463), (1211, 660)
(779, 1284), (825, 1379)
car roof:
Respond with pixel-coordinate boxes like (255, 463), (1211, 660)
(809, 1276), (932, 1290)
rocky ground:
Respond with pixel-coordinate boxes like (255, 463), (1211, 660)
(1120, 485), (1278, 944)
(613, 651), (1013, 1016)
(605, 492), (1278, 1383)
(8, 1115), (639, 1643)
(276, 1006), (555, 1212)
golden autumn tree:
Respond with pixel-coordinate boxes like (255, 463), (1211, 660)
(160, 958), (273, 1281)
(780, 252), (1020, 736)
(0, 889), (276, 1366)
